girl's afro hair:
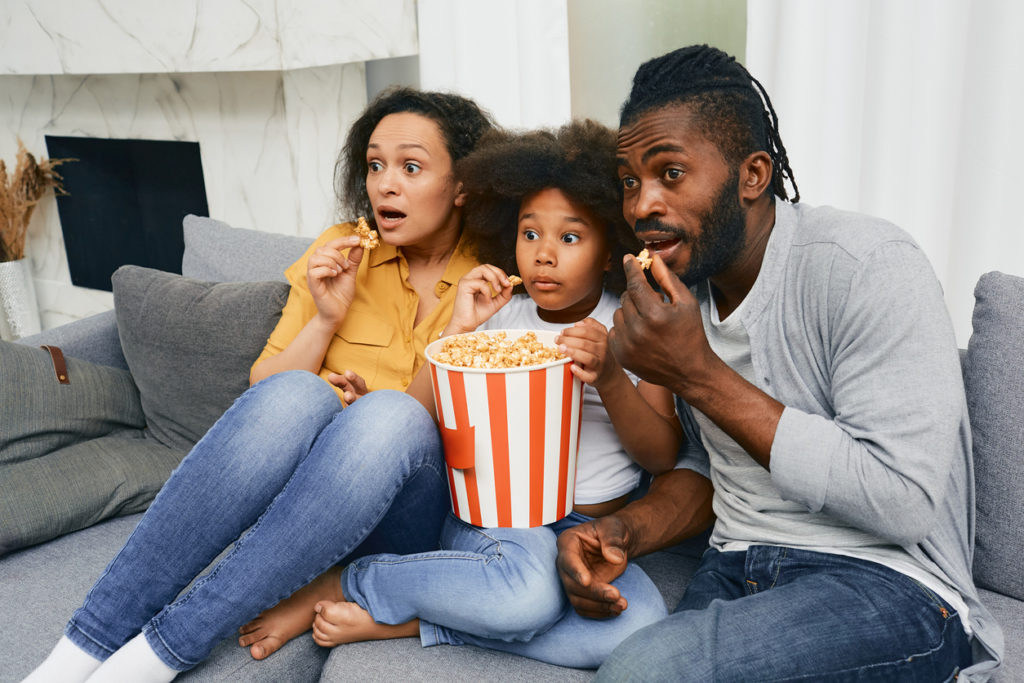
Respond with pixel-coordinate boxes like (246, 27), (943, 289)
(457, 119), (640, 294)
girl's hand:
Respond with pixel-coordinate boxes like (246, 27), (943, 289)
(307, 235), (364, 328)
(442, 264), (516, 336)
(557, 318), (622, 389)
(328, 370), (368, 405)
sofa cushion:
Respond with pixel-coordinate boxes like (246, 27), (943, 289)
(965, 271), (1024, 600)
(182, 215), (313, 283)
(112, 265), (290, 452)
(0, 341), (181, 555)
(0, 434), (183, 556)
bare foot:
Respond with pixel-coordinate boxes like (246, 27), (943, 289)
(312, 600), (419, 647)
(239, 566), (344, 659)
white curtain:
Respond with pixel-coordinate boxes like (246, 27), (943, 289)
(416, 0), (571, 130)
(746, 0), (1024, 346)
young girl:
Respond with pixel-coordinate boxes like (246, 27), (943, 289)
(248, 120), (682, 669)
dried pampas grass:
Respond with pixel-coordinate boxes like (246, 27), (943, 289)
(0, 140), (71, 262)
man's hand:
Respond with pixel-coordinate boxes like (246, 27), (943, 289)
(610, 253), (718, 399)
(556, 516), (632, 618)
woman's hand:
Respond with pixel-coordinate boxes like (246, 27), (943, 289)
(557, 318), (621, 389)
(307, 235), (365, 328)
(328, 370), (368, 405)
(441, 264), (516, 337)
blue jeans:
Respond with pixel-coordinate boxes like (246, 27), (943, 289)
(342, 511), (668, 669)
(65, 371), (449, 671)
(597, 545), (973, 682)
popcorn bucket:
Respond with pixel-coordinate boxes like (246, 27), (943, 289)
(425, 329), (585, 528)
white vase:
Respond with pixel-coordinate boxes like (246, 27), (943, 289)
(0, 257), (42, 340)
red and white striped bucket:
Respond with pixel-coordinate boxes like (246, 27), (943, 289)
(425, 329), (585, 528)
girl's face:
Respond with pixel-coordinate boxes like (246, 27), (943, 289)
(365, 112), (464, 248)
(515, 188), (611, 324)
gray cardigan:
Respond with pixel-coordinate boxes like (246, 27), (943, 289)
(674, 201), (1001, 679)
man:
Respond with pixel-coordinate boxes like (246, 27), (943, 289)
(556, 44), (1003, 681)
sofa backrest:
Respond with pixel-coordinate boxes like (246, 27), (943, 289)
(182, 215), (313, 282)
(964, 271), (1024, 601)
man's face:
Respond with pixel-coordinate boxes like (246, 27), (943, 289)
(616, 104), (747, 287)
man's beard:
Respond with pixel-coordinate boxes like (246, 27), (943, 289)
(636, 171), (747, 287)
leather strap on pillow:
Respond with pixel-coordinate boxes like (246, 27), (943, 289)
(39, 345), (70, 385)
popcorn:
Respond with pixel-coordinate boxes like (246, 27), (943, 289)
(433, 331), (565, 369)
(636, 248), (653, 270)
(355, 216), (380, 250)
(508, 275), (522, 286)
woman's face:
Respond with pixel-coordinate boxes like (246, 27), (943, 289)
(515, 188), (611, 324)
(365, 112), (463, 248)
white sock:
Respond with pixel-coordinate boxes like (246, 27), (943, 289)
(23, 635), (103, 683)
(84, 633), (178, 683)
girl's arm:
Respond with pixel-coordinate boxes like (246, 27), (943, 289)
(558, 319), (681, 475)
(251, 235), (364, 384)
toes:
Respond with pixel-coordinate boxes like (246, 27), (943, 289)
(238, 630), (262, 647)
(250, 636), (282, 660)
(238, 618), (262, 635)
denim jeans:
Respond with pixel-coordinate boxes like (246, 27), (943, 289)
(342, 511), (668, 669)
(65, 371), (449, 671)
(596, 545), (973, 682)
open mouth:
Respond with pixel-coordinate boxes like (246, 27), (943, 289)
(644, 237), (681, 257)
(377, 209), (407, 225)
(644, 238), (680, 251)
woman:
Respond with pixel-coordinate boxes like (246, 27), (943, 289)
(26, 87), (494, 682)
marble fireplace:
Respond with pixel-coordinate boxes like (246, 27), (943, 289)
(1, 0), (417, 329)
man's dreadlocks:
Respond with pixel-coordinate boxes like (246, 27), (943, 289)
(620, 44), (800, 203)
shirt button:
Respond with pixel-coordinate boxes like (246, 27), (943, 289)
(402, 376), (411, 386)
(405, 334), (412, 344)
(435, 281), (450, 296)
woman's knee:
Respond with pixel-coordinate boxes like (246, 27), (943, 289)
(333, 390), (442, 464)
(238, 371), (341, 427)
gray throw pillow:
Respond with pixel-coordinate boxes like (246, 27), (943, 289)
(112, 265), (290, 452)
(965, 271), (1024, 600)
(0, 341), (182, 555)
(182, 215), (313, 283)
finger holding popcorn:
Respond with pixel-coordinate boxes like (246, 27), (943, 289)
(446, 265), (517, 335)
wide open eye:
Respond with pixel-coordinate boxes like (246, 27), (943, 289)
(367, 161), (383, 173)
(523, 229), (539, 241)
(404, 162), (422, 174)
(561, 233), (580, 245)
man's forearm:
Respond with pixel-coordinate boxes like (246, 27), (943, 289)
(618, 468), (715, 558)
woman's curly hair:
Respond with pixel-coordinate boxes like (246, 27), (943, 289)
(456, 119), (639, 294)
(336, 87), (495, 223)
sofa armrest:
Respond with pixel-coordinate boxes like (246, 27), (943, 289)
(17, 309), (126, 371)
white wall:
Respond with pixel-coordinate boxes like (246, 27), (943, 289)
(0, 0), (416, 330)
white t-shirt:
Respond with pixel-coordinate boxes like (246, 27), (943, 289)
(479, 292), (643, 504)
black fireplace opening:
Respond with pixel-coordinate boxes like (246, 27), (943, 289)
(44, 135), (209, 292)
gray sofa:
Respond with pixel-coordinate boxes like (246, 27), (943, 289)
(1, 216), (1021, 681)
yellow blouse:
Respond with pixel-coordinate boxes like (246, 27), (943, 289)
(253, 221), (478, 399)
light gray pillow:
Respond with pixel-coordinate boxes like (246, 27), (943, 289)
(965, 271), (1024, 600)
(182, 215), (313, 283)
(112, 265), (290, 452)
